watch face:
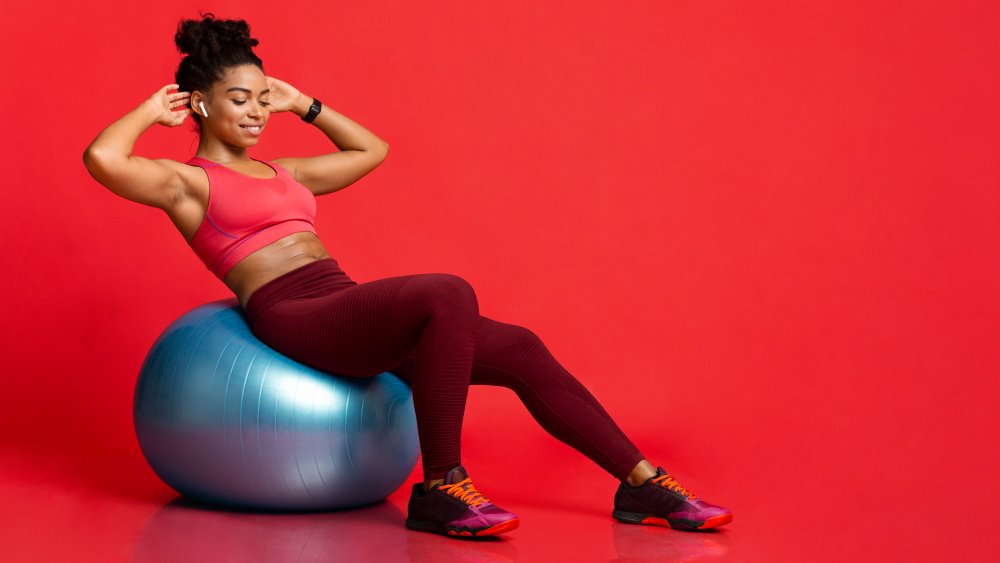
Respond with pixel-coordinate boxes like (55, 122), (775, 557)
(304, 100), (321, 121)
(303, 100), (321, 122)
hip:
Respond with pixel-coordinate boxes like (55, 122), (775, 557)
(243, 257), (357, 325)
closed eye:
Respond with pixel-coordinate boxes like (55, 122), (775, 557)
(234, 100), (270, 106)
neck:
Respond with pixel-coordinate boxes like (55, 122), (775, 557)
(196, 137), (251, 163)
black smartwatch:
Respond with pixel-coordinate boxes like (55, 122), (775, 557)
(302, 98), (322, 123)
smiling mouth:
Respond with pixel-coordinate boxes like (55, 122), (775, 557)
(240, 124), (264, 132)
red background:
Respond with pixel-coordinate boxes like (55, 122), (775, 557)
(2, 1), (997, 561)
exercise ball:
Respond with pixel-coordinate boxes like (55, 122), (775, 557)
(134, 298), (420, 511)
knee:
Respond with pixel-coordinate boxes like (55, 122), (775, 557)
(498, 322), (545, 353)
(415, 273), (479, 317)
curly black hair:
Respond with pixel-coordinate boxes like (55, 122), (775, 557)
(173, 12), (264, 134)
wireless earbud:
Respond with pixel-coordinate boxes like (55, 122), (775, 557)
(199, 101), (208, 117)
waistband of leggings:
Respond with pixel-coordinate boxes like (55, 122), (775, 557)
(244, 258), (356, 323)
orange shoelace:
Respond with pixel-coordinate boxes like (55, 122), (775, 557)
(437, 477), (491, 507)
(651, 473), (698, 500)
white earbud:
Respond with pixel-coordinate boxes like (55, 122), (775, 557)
(199, 101), (208, 117)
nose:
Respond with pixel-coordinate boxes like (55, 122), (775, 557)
(249, 101), (266, 118)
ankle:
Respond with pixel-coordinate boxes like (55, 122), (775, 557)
(423, 478), (445, 492)
(625, 459), (657, 486)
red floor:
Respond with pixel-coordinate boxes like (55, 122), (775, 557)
(0, 446), (734, 563)
(4, 427), (994, 563)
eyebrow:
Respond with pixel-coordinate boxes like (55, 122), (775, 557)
(226, 87), (270, 94)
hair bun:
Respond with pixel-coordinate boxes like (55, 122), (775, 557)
(174, 12), (259, 57)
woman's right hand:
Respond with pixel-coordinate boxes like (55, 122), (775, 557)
(146, 83), (191, 127)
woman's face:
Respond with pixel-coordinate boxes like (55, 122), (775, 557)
(195, 64), (270, 146)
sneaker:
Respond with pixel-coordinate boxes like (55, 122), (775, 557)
(405, 465), (520, 538)
(613, 466), (732, 531)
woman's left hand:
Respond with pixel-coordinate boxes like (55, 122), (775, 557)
(264, 76), (305, 114)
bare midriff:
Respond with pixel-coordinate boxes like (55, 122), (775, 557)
(222, 232), (333, 310)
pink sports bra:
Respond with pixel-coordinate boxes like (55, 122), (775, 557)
(184, 155), (318, 280)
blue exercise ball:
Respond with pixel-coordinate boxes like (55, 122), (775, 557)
(133, 298), (420, 511)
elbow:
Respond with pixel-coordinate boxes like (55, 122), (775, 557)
(370, 142), (389, 162)
(82, 148), (117, 185)
(83, 146), (110, 170)
(82, 147), (101, 175)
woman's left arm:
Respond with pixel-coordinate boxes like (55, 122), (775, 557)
(268, 76), (390, 196)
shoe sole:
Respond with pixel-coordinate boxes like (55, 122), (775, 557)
(612, 509), (732, 531)
(405, 517), (520, 538)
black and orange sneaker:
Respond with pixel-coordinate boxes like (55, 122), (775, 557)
(613, 466), (732, 531)
(405, 465), (520, 538)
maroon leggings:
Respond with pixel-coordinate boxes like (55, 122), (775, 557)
(243, 258), (645, 481)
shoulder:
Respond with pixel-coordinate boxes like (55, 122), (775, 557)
(270, 157), (300, 179)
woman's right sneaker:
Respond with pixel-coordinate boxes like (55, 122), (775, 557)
(613, 466), (733, 531)
(405, 465), (520, 538)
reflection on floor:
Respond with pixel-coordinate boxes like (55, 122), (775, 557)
(6, 431), (978, 563)
(3, 447), (741, 563)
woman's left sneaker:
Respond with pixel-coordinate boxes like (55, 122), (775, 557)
(612, 466), (733, 531)
(405, 465), (520, 538)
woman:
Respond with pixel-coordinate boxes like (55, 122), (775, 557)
(83, 13), (732, 538)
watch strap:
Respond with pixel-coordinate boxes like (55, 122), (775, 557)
(302, 98), (322, 123)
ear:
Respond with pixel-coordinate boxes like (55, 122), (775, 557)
(191, 92), (207, 116)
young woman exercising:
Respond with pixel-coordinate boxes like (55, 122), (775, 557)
(82, 13), (732, 538)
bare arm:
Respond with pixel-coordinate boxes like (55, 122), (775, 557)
(270, 81), (390, 197)
(82, 84), (191, 209)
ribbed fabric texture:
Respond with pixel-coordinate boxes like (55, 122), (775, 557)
(245, 258), (645, 481)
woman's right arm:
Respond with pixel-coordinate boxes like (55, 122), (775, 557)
(82, 84), (191, 209)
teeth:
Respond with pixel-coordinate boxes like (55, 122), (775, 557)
(243, 125), (262, 132)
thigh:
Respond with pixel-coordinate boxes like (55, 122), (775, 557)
(249, 273), (443, 378)
(389, 314), (544, 386)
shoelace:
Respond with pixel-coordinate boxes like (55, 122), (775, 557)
(651, 473), (698, 500)
(436, 477), (491, 507)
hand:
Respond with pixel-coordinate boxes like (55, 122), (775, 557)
(147, 83), (191, 127)
(263, 75), (306, 114)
